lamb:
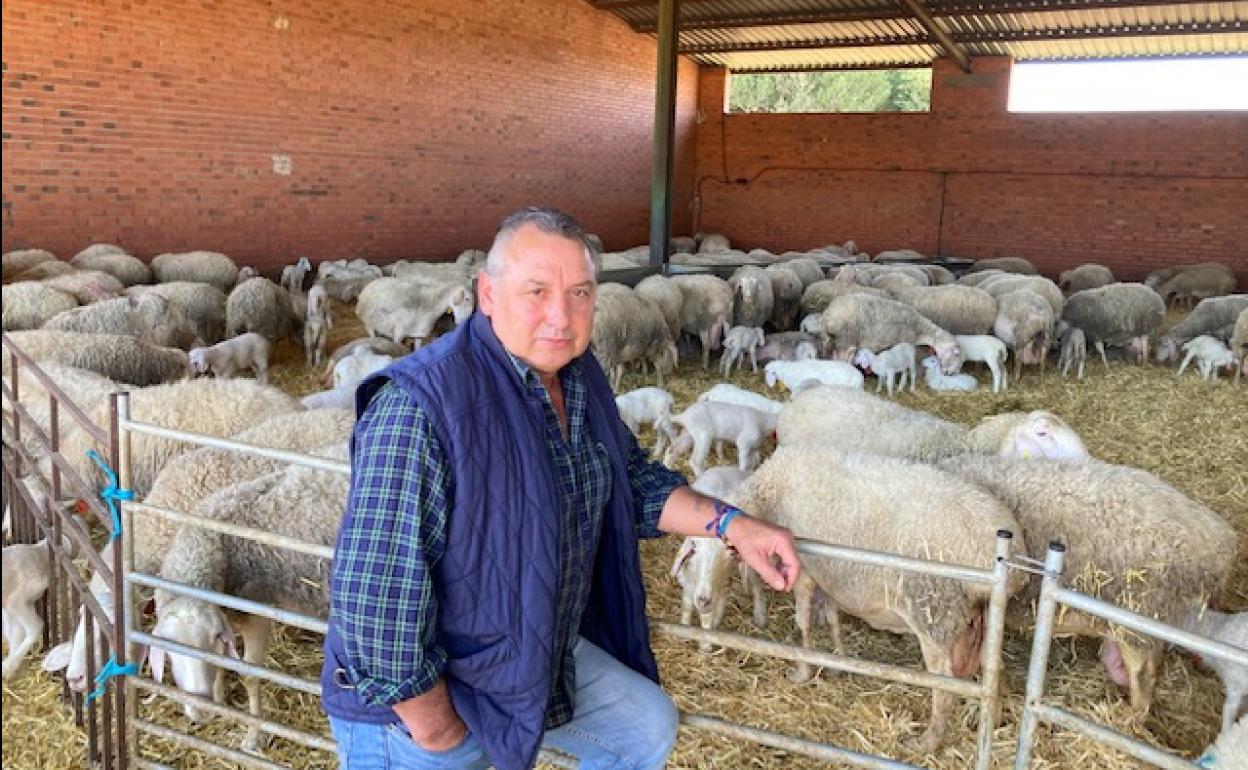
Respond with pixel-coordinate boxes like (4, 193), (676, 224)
(764, 359), (864, 392)
(43, 293), (201, 350)
(332, 348), (396, 392)
(633, 274), (684, 341)
(3, 538), (63, 679)
(1176, 335), (1236, 382)
(41, 269), (126, 303)
(1179, 609), (1247, 733)
(964, 256), (1037, 275)
(728, 266), (775, 329)
(1156, 266), (1237, 307)
(729, 445), (1028, 751)
(1058, 326), (1087, 379)
(763, 264), (803, 329)
(355, 277), (473, 348)
(590, 284), (677, 389)
(853, 342), (917, 397)
(697, 383), (784, 416)
(994, 289), (1054, 381)
(671, 275), (734, 369)
(226, 277), (300, 341)
(1, 331), (191, 387)
(1058, 264), (1115, 295)
(70, 246), (151, 287)
(614, 386), (678, 459)
(1061, 283), (1166, 367)
(1154, 296), (1248, 363)
(719, 326), (766, 376)
(1232, 308), (1248, 383)
(1, 282), (79, 330)
(937, 454), (1236, 714)
(954, 334), (1009, 393)
(819, 294), (963, 374)
(921, 355), (977, 392)
(279, 256), (313, 296)
(665, 401), (775, 476)
(125, 281), (228, 345)
(300, 387), (356, 411)
(316, 258), (384, 302)
(303, 284), (332, 367)
(755, 331), (818, 365)
(897, 284), (998, 336)
(188, 333), (271, 384)
(321, 337), (411, 386)
(150, 251), (239, 292)
(2, 249), (58, 279)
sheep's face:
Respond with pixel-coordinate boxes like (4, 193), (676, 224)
(793, 341), (818, 362)
(188, 348), (210, 375)
(478, 223), (595, 380)
(150, 602), (238, 721)
(1155, 338), (1180, 363)
(671, 537), (734, 650)
(44, 605), (109, 693)
(1001, 412), (1089, 463)
(935, 341), (964, 375)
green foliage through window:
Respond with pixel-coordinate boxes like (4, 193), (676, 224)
(727, 70), (932, 113)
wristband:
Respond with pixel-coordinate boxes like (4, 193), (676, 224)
(705, 500), (744, 540)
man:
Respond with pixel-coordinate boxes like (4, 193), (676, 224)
(322, 207), (801, 770)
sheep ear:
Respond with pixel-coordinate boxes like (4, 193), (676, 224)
(671, 538), (697, 577)
(216, 632), (241, 659)
(149, 646), (166, 683)
(42, 642), (73, 673)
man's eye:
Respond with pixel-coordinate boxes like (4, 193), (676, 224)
(572, 288), (591, 299)
(530, 288), (545, 297)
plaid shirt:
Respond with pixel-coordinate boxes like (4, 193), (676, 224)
(330, 355), (686, 727)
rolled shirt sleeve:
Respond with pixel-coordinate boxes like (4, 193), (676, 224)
(330, 383), (452, 707)
(623, 427), (687, 539)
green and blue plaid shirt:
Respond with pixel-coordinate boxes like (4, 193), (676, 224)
(331, 354), (685, 727)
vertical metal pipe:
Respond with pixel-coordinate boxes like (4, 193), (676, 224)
(115, 391), (132, 770)
(974, 530), (1014, 770)
(46, 395), (61, 648)
(1013, 541), (1066, 770)
(648, 0), (679, 268)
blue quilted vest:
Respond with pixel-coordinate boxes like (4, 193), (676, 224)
(321, 311), (659, 770)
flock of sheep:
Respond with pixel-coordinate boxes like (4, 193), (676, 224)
(0, 234), (1245, 766)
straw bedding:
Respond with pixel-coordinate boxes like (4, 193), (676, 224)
(4, 305), (1244, 769)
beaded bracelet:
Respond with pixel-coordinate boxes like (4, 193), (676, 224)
(705, 499), (744, 540)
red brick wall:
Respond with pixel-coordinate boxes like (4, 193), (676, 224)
(695, 59), (1248, 284)
(1, 0), (699, 271)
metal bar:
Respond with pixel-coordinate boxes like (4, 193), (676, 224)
(4, 449), (109, 576)
(648, 0), (678, 269)
(898, 0), (972, 72)
(1032, 704), (1199, 770)
(1053, 587), (1248, 668)
(131, 679), (338, 753)
(974, 530), (1014, 770)
(0, 334), (110, 445)
(681, 713), (923, 768)
(127, 573), (329, 635)
(683, 34), (928, 54)
(124, 500), (336, 560)
(1014, 541), (1066, 770)
(118, 419), (350, 475)
(130, 631), (322, 696)
(133, 719), (289, 770)
(797, 539), (996, 585)
(109, 391), (126, 770)
(652, 621), (983, 697)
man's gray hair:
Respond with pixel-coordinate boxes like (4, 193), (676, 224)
(484, 206), (600, 278)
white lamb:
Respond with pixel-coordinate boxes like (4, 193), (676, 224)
(332, 347), (395, 391)
(697, 383), (784, 416)
(1177, 335), (1236, 382)
(614, 387), (678, 460)
(303, 284), (332, 367)
(3, 538), (63, 679)
(921, 355), (977, 392)
(799, 313), (822, 336)
(719, 326), (766, 376)
(763, 359), (864, 392)
(954, 334), (1009, 393)
(1179, 608), (1246, 733)
(1058, 326), (1087, 380)
(852, 342), (916, 397)
(188, 333), (272, 384)
(665, 401), (775, 476)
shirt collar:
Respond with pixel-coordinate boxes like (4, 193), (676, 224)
(505, 349), (583, 390)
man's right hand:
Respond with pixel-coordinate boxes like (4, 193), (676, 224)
(393, 678), (468, 751)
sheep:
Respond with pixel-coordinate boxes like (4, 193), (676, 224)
(234, 265), (260, 286)
(614, 386), (678, 459)
(979, 275), (1064, 319)
(1179, 609), (1247, 733)
(672, 275), (733, 369)
(125, 281), (229, 345)
(920, 355), (977, 392)
(2, 364), (121, 463)
(763, 264), (803, 329)
(300, 387), (356, 411)
(1, 282), (79, 330)
(728, 266), (775, 329)
(897, 284), (998, 336)
(355, 277), (473, 348)
(956, 270), (1004, 288)
(1058, 264), (1115, 295)
(41, 269), (126, 303)
(1155, 296), (1248, 363)
(1156, 266), (1237, 308)
(799, 280), (886, 316)
(1176, 336), (1236, 382)
(2, 248), (58, 279)
(279, 256), (312, 296)
(764, 359), (864, 392)
(150, 251), (239, 292)
(819, 294), (964, 375)
(226, 277), (300, 341)
(316, 258), (384, 302)
(798, 313), (822, 336)
(954, 334), (1009, 393)
(1, 331), (191, 387)
(937, 454), (1236, 714)
(1058, 326), (1087, 380)
(756, 331), (818, 365)
(9, 259), (76, 282)
(3, 538), (61, 679)
(590, 284), (677, 389)
(633, 274), (684, 342)
(697, 383), (784, 416)
(697, 233), (731, 253)
(1061, 283), (1166, 367)
(332, 348), (396, 392)
(719, 325), (766, 376)
(43, 293), (201, 350)
(1144, 262), (1235, 291)
(321, 337), (411, 386)
(919, 264), (956, 286)
(668, 235), (694, 254)
(994, 289), (1054, 381)
(853, 342), (917, 397)
(777, 257), (825, 288)
(872, 271), (923, 297)
(70, 246), (151, 287)
(386, 260), (473, 287)
(188, 333), (271, 384)
(964, 256), (1037, 275)
(729, 445), (1028, 751)
(303, 284), (332, 367)
(1232, 308), (1248, 383)
(665, 401), (775, 476)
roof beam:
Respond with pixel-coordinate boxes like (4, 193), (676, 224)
(897, 0), (973, 71)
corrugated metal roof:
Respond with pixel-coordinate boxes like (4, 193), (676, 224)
(592, 0), (1248, 70)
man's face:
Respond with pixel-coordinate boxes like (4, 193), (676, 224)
(477, 224), (596, 379)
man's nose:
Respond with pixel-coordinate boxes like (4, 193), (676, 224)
(544, 295), (571, 327)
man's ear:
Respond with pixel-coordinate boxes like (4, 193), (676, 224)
(477, 270), (495, 316)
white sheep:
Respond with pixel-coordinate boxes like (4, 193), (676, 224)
(897, 284), (998, 336)
(1058, 264), (1115, 295)
(333, 347), (395, 392)
(1061, 283), (1166, 368)
(316, 258), (384, 302)
(672, 274), (733, 369)
(994, 289), (1054, 381)
(226, 277), (299, 341)
(2, 364), (121, 464)
(188, 333), (271, 384)
(3, 538), (59, 679)
(1155, 295), (1248, 363)
(355, 277), (473, 348)
(125, 281), (228, 345)
(70, 246), (151, 287)
(280, 256), (312, 296)
(1232, 308), (1248, 383)
(3, 248), (58, 278)
(321, 337), (411, 386)
(150, 251), (239, 292)
(1177, 335), (1236, 382)
(590, 284), (676, 389)
(920, 355), (978, 392)
(1157, 266), (1237, 308)
(852, 342), (916, 397)
(300, 387), (356, 411)
(633, 274), (684, 342)
(1058, 326), (1087, 380)
(729, 266), (775, 329)
(755, 331), (818, 365)
(303, 284), (332, 367)
(2, 331), (191, 387)
(1, 282), (79, 331)
(1179, 608), (1247, 733)
(614, 386), (678, 460)
(697, 383), (784, 416)
(9, 259), (76, 282)
(719, 325), (765, 376)
(43, 293), (201, 350)
(763, 359), (864, 392)
(954, 334), (1008, 393)
(820, 293), (963, 375)
(40, 269), (125, 304)
(763, 264), (804, 329)
(798, 313), (821, 336)
(665, 401), (775, 476)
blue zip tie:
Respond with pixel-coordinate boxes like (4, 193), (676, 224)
(84, 655), (138, 705)
(85, 449), (134, 541)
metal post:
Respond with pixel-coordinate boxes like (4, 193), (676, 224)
(116, 391), (133, 770)
(1014, 541), (1066, 770)
(974, 529), (1014, 770)
(648, 0), (679, 268)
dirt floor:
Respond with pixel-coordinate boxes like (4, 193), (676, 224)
(3, 303), (1245, 770)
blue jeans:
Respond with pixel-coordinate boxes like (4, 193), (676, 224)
(329, 637), (679, 769)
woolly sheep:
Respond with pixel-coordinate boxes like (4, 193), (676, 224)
(728, 266), (775, 329)
(355, 277), (473, 348)
(3, 538), (61, 679)
(226, 277), (299, 341)
(300, 387), (354, 410)
(799, 280), (886, 316)
(1232, 308), (1248, 383)
(672, 275), (733, 369)
(720, 325), (766, 376)
(126, 281), (228, 345)
(763, 264), (803, 329)
(697, 233), (730, 253)
(756, 331), (818, 365)
(10, 259), (76, 282)
(2, 363), (120, 463)
(1, 282), (79, 330)
(937, 454), (1235, 713)
(956, 269), (1005, 287)
(1, 331), (190, 387)
(44, 293), (201, 349)
(317, 258), (384, 302)
(979, 274), (1064, 319)
(872, 272), (923, 297)
(920, 355), (977, 392)
(1058, 326), (1087, 380)
(385, 259), (473, 287)
(965, 256), (1037, 275)
(730, 445), (1027, 751)
(994, 289), (1054, 381)
(189, 333), (271, 383)
(853, 342), (916, 397)
(1179, 608), (1247, 733)
(70, 246), (151, 286)
(1058, 264), (1115, 295)
(1157, 266), (1237, 307)
(920, 264), (956, 286)
(150, 251), (239, 292)
(1176, 336), (1235, 382)
(668, 235), (694, 254)
(1061, 283), (1165, 367)
(614, 386), (678, 459)
(954, 334), (1008, 393)
(1144, 262), (1235, 291)
(2, 249), (58, 279)
(764, 359), (864, 392)
(591, 284), (677, 389)
(665, 401), (775, 476)
(633, 274), (684, 341)
(898, 284), (998, 336)
(819, 294), (963, 374)
(697, 383), (784, 415)
(777, 257), (825, 288)
(41, 269), (125, 303)
(1155, 296), (1248, 363)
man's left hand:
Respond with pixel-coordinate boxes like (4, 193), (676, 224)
(722, 514), (800, 592)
